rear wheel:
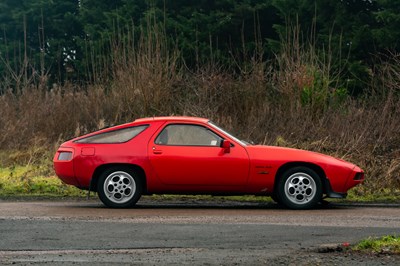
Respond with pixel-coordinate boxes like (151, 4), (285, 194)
(97, 167), (142, 208)
(277, 167), (322, 210)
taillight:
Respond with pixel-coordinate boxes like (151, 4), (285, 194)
(58, 151), (73, 161)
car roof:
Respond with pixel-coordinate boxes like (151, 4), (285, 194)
(134, 116), (209, 124)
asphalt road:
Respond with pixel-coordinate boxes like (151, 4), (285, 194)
(0, 199), (399, 265)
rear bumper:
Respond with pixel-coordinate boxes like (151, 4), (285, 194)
(53, 147), (80, 187)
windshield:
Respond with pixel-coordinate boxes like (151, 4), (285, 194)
(208, 121), (248, 146)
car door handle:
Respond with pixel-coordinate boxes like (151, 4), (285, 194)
(152, 147), (163, 154)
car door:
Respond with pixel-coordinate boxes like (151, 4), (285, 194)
(148, 123), (249, 187)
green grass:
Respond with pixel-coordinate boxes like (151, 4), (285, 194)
(353, 235), (400, 255)
(345, 188), (400, 203)
(0, 165), (85, 197)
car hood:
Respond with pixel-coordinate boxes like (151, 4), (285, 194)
(245, 145), (356, 169)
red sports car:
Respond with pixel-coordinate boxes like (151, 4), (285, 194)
(53, 116), (364, 209)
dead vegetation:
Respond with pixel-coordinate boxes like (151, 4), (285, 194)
(0, 26), (399, 197)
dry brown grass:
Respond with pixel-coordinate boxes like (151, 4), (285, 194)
(0, 25), (399, 196)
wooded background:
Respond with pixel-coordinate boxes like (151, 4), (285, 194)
(1, 0), (399, 93)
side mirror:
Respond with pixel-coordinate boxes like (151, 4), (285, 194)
(221, 140), (231, 153)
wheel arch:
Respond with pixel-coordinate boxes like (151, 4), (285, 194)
(90, 163), (147, 193)
(274, 162), (327, 195)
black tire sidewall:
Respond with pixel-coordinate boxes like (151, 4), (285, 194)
(97, 167), (142, 208)
(277, 166), (322, 210)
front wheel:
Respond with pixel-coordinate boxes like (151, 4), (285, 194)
(276, 167), (322, 210)
(97, 167), (142, 208)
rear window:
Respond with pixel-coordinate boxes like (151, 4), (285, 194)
(75, 125), (148, 144)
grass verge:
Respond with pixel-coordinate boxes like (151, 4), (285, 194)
(0, 165), (85, 198)
(353, 235), (400, 255)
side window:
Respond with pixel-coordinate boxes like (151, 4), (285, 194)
(75, 125), (148, 143)
(155, 124), (223, 146)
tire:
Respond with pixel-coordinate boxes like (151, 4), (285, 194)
(276, 166), (322, 210)
(97, 167), (143, 208)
